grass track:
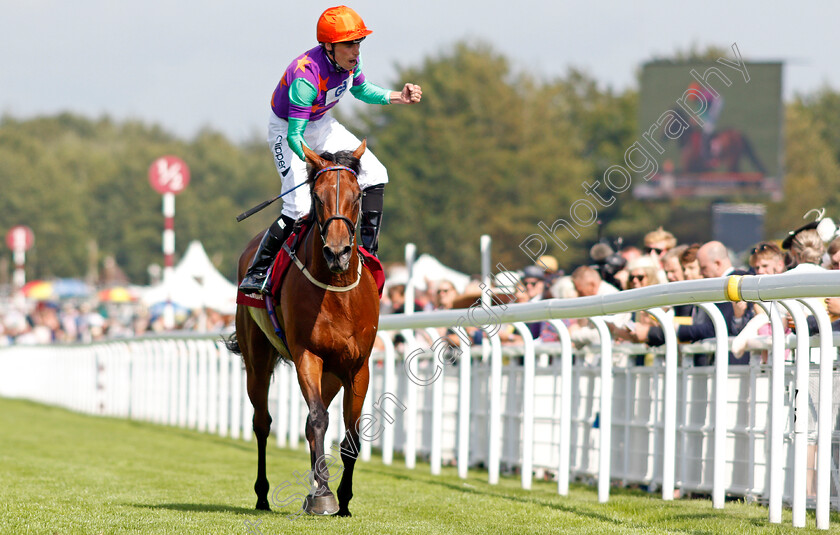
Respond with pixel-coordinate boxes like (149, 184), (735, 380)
(0, 397), (836, 534)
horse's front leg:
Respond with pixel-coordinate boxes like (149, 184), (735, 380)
(297, 353), (340, 515)
(336, 363), (370, 517)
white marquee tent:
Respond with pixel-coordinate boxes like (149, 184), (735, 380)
(140, 241), (238, 314)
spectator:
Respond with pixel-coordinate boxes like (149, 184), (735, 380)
(538, 254), (562, 286)
(568, 266), (631, 349)
(571, 265), (619, 298)
(522, 265), (559, 341)
(521, 265), (549, 302)
(550, 275), (578, 300)
(492, 271), (525, 346)
(660, 245), (693, 317)
(3, 309), (30, 345)
(615, 245), (643, 290)
(731, 241), (788, 363)
(661, 245), (688, 283)
(824, 237), (840, 323)
(432, 280), (458, 311)
(620, 245), (643, 264)
(696, 240), (747, 278)
(783, 227), (833, 498)
(643, 227), (677, 268)
(624, 257), (665, 365)
(619, 241), (754, 365)
(748, 241), (786, 275)
(386, 283), (406, 313)
(680, 243), (703, 280)
(625, 257), (660, 290)
(785, 229), (840, 335)
(825, 236), (840, 270)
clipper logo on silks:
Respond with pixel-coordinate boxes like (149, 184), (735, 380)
(274, 135), (290, 177)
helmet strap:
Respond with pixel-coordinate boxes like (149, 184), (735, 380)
(321, 43), (346, 73)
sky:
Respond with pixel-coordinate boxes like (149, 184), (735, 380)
(2, 1), (839, 143)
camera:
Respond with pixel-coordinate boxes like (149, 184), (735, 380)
(589, 239), (626, 289)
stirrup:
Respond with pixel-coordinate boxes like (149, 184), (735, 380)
(238, 273), (270, 294)
(238, 215), (295, 294)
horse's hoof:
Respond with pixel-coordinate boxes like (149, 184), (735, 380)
(337, 507), (351, 517)
(255, 499), (271, 511)
(304, 493), (339, 515)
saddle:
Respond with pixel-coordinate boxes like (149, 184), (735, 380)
(236, 218), (384, 311)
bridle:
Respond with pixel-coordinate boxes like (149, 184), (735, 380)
(287, 164), (362, 293)
(311, 165), (360, 244)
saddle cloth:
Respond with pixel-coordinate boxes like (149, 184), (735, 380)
(236, 221), (384, 309)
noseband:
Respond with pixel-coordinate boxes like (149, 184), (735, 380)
(312, 165), (360, 243)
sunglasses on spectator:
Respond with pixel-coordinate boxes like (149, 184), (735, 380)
(750, 243), (780, 255)
(437, 287), (454, 294)
(523, 280), (542, 287)
(629, 273), (647, 282)
(644, 246), (664, 255)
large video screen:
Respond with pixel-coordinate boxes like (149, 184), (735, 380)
(633, 60), (782, 200)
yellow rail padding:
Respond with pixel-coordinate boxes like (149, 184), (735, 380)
(724, 275), (743, 302)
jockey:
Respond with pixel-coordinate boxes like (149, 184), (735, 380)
(239, 5), (422, 294)
(686, 81), (724, 166)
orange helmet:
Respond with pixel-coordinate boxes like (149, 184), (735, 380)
(316, 6), (372, 44)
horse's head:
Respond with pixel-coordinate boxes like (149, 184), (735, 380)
(303, 140), (366, 273)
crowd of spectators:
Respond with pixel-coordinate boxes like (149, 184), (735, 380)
(0, 297), (233, 346)
(378, 219), (840, 365)
(4, 219), (838, 352)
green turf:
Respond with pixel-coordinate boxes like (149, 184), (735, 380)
(0, 397), (835, 534)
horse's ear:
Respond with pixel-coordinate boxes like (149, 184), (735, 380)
(302, 143), (327, 169)
(352, 139), (367, 160)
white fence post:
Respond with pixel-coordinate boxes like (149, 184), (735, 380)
(801, 299), (836, 530)
(547, 319), (573, 496)
(288, 359), (300, 449)
(486, 328), (503, 485)
(646, 308), (678, 501)
(590, 318), (613, 503)
(424, 327), (445, 476)
(696, 303), (729, 510)
(381, 329), (396, 465)
(456, 327), (472, 480)
(780, 299), (810, 528)
(513, 322), (535, 490)
(401, 329), (419, 470)
(275, 361), (289, 448)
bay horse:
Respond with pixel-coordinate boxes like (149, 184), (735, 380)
(663, 107), (767, 175)
(679, 128), (767, 174)
(226, 140), (380, 517)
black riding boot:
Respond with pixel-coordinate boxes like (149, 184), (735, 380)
(360, 185), (385, 256)
(239, 215), (296, 294)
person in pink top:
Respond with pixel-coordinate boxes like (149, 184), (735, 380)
(240, 5), (422, 294)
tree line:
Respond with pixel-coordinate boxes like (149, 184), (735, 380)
(1, 42), (838, 284)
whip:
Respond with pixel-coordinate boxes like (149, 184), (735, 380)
(235, 182), (308, 222)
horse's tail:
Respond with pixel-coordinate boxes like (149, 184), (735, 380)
(223, 332), (241, 355)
